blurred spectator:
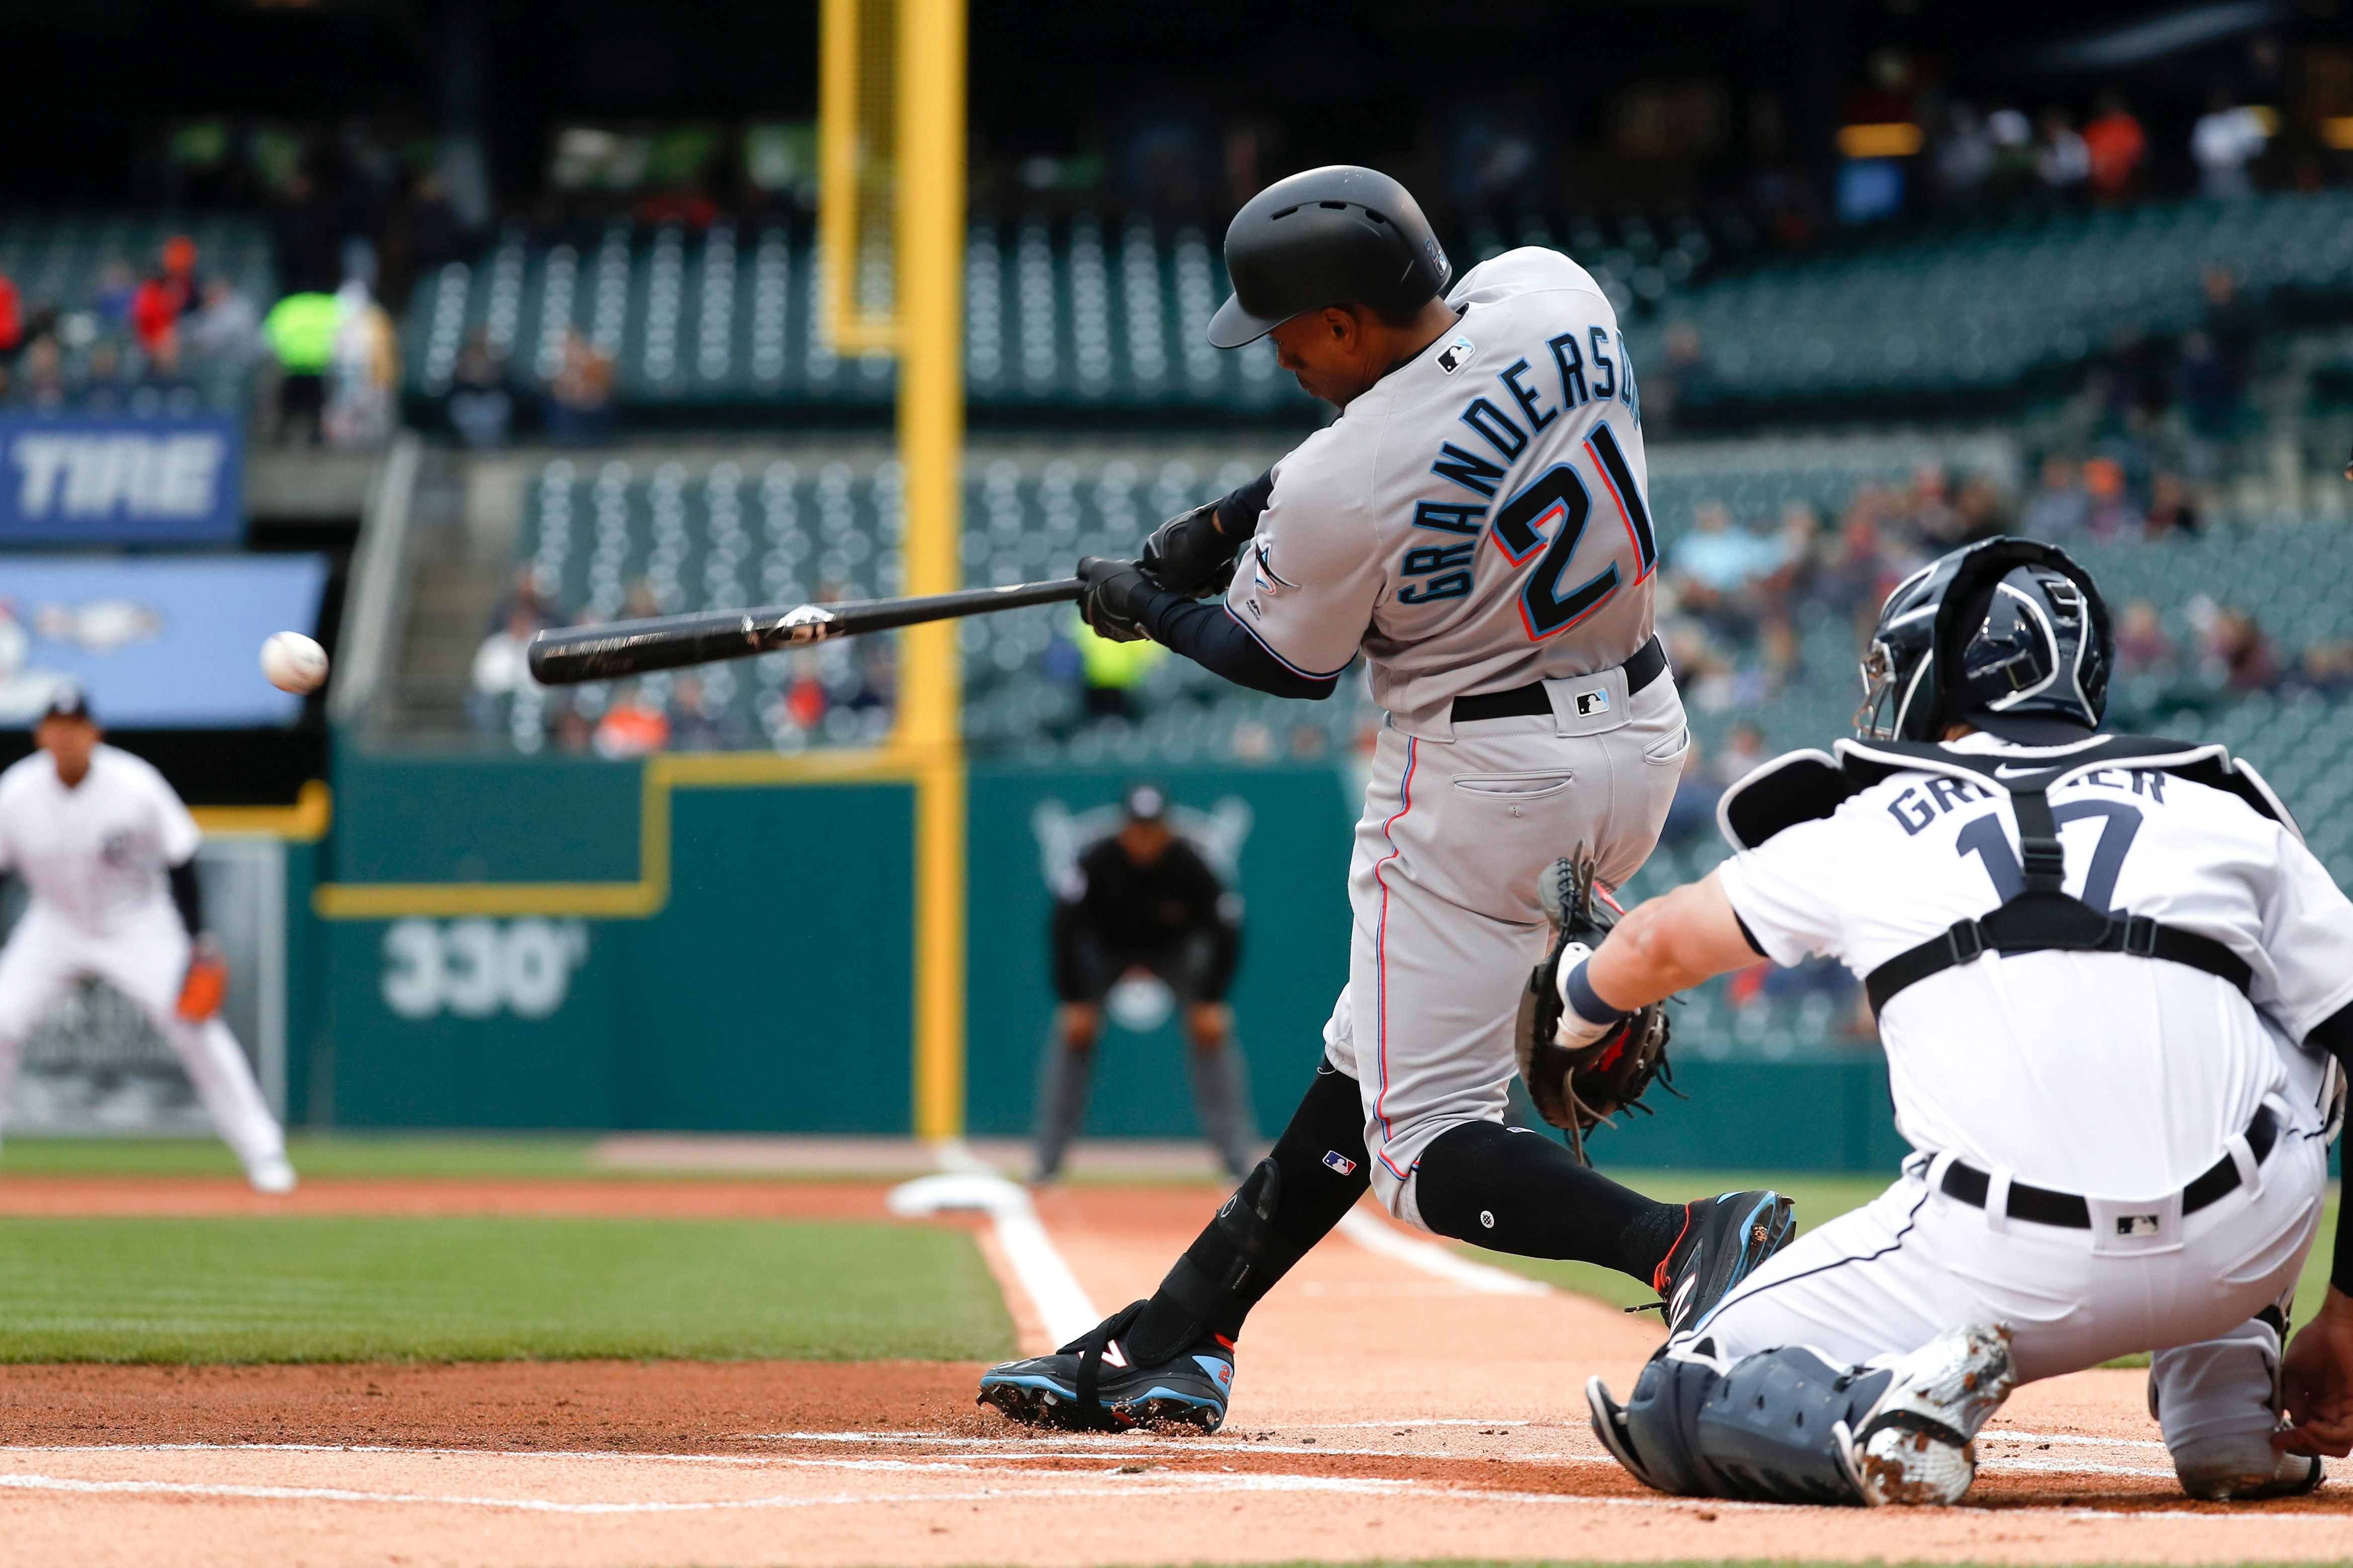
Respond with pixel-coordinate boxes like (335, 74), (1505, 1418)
(92, 263), (136, 331)
(544, 330), (617, 447)
(2192, 94), (2269, 199)
(2081, 91), (2145, 203)
(2115, 598), (2174, 675)
(1658, 736), (1719, 853)
(2019, 454), (2090, 539)
(553, 704), (595, 754)
(1932, 102), (1994, 208)
(1986, 106), (2036, 199)
(77, 343), (129, 413)
(263, 289), (339, 445)
(2034, 109), (2089, 200)
(1819, 491), (1905, 629)
(1951, 475), (2008, 544)
(488, 566), (563, 636)
(13, 335), (66, 410)
(2290, 642), (2353, 697)
(323, 278), (399, 449)
(670, 675), (746, 751)
(1648, 324), (1713, 426)
(468, 601), (543, 734)
(183, 279), (262, 367)
(135, 332), (194, 412)
(0, 267), (20, 359)
(2201, 265), (2259, 382)
(2175, 330), (2240, 435)
(2081, 457), (2133, 538)
(1075, 619), (1164, 720)
(447, 331), (513, 449)
(2142, 472), (2199, 539)
(1668, 502), (1779, 642)
(594, 683), (671, 758)
(128, 235), (202, 354)
(1903, 464), (1960, 545)
(2205, 607), (2279, 693)
(1711, 721), (1770, 787)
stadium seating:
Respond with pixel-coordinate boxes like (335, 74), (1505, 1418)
(0, 213), (276, 415)
(1662, 191), (2353, 408)
(500, 453), (1368, 763)
(408, 192), (2353, 419)
(407, 217), (1302, 418)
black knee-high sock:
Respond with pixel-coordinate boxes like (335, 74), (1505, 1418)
(1123, 1059), (1370, 1361)
(1415, 1121), (1684, 1283)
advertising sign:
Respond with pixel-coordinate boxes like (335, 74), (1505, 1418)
(0, 554), (329, 726)
(0, 414), (244, 546)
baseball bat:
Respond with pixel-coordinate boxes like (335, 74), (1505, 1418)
(525, 578), (1085, 686)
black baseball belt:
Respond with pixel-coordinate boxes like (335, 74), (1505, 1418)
(1451, 634), (1668, 724)
(1938, 1105), (2279, 1230)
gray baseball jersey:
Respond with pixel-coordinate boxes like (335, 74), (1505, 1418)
(1224, 247), (1658, 738)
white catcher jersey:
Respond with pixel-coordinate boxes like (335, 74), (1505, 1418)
(0, 744), (200, 938)
(1223, 247), (1658, 739)
(1717, 732), (2353, 1197)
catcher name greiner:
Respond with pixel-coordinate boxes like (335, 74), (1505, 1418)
(1566, 536), (2353, 1507)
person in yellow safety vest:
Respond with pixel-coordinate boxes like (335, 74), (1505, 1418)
(1075, 614), (1164, 719)
(263, 291), (339, 446)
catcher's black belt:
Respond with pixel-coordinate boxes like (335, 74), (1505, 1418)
(1864, 910), (2252, 1013)
(1939, 1105), (2278, 1229)
(1452, 634), (1667, 723)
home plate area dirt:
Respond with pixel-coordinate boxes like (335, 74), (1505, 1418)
(0, 1178), (2342, 1567)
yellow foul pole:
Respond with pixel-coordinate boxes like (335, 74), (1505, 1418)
(896, 0), (968, 1141)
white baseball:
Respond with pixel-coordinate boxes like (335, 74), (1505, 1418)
(260, 631), (330, 694)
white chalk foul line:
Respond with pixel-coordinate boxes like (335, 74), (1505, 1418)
(1334, 1208), (1550, 1295)
(887, 1170), (1099, 1345)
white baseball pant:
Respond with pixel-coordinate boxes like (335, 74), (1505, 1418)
(0, 902), (287, 1174)
(1321, 670), (1688, 1228)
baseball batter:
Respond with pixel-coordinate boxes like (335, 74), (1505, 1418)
(0, 691), (294, 1192)
(981, 165), (1795, 1432)
(1570, 538), (2353, 1505)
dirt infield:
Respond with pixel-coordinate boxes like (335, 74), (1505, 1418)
(0, 1172), (2345, 1567)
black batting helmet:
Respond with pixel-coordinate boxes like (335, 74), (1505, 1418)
(1207, 166), (1451, 349)
(1856, 536), (2114, 744)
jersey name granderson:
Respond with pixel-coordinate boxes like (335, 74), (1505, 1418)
(1222, 247), (1657, 739)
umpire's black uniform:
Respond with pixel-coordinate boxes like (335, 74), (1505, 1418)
(1033, 784), (1256, 1181)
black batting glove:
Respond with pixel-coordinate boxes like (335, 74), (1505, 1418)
(1076, 556), (1155, 643)
(1140, 501), (1240, 597)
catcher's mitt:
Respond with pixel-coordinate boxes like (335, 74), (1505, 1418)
(1514, 848), (1674, 1164)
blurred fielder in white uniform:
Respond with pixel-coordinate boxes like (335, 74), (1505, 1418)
(0, 691), (294, 1192)
(1573, 539), (2352, 1506)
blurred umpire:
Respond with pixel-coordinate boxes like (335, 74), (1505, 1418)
(1036, 783), (1256, 1181)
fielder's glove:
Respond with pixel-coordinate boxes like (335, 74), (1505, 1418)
(176, 937), (229, 1023)
(1076, 555), (1156, 643)
(1514, 848), (1674, 1164)
(1140, 501), (1242, 598)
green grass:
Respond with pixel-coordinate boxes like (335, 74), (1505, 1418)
(1462, 1170), (2344, 1334)
(0, 1215), (1015, 1363)
(0, 1134), (603, 1179)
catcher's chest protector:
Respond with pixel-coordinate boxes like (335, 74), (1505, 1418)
(1718, 734), (2296, 1012)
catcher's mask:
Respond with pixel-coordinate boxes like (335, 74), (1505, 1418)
(1855, 536), (2113, 743)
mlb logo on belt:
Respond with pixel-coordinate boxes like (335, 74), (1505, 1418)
(1575, 689), (1610, 717)
(2116, 1213), (2161, 1237)
(1323, 1151), (1358, 1176)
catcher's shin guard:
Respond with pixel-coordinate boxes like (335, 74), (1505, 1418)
(1605, 1339), (1894, 1504)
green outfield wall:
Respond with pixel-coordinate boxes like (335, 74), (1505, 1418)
(280, 746), (1920, 1171)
